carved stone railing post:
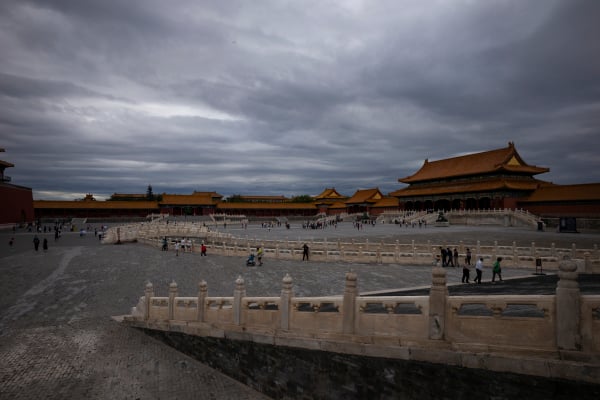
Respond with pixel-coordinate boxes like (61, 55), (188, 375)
(342, 271), (358, 334)
(584, 252), (591, 273)
(197, 280), (207, 322)
(144, 282), (154, 320)
(429, 267), (447, 340)
(168, 281), (178, 320)
(280, 274), (293, 331)
(556, 255), (581, 351)
(233, 275), (246, 325)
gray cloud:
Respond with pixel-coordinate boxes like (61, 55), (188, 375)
(1, 0), (599, 200)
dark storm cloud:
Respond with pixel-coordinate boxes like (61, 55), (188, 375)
(1, 0), (599, 200)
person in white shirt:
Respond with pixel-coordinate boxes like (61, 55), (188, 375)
(474, 257), (484, 284)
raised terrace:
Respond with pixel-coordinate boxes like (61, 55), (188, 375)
(114, 220), (600, 398)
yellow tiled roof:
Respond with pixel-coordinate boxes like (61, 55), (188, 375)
(160, 194), (216, 205)
(521, 183), (600, 202)
(328, 201), (348, 209)
(314, 187), (346, 200)
(390, 178), (543, 197)
(33, 200), (158, 209)
(345, 188), (384, 204)
(371, 196), (399, 208)
(400, 142), (549, 183)
(217, 202), (316, 210)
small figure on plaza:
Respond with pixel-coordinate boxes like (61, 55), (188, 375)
(465, 248), (472, 265)
(33, 235), (40, 251)
(200, 242), (207, 256)
(302, 243), (310, 261)
(474, 257), (484, 284)
(492, 257), (503, 283)
(256, 246), (264, 266)
(453, 248), (459, 267)
(43, 238), (48, 252)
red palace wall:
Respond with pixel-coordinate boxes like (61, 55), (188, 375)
(0, 184), (34, 224)
(518, 203), (600, 218)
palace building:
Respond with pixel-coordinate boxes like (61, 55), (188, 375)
(0, 148), (34, 225)
(390, 142), (552, 211)
(30, 142), (600, 222)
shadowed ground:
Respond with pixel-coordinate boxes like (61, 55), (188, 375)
(0, 222), (598, 399)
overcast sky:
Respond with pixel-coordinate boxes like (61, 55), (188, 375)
(1, 0), (599, 200)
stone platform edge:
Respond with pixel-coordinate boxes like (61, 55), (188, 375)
(114, 315), (600, 385)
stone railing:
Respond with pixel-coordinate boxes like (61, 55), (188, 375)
(447, 208), (540, 228)
(101, 221), (599, 271)
(123, 256), (600, 383)
(101, 221), (234, 245)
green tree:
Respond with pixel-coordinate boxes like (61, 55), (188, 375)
(227, 194), (244, 203)
(290, 195), (314, 203)
(146, 185), (154, 200)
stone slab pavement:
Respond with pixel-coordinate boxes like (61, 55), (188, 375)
(0, 222), (598, 399)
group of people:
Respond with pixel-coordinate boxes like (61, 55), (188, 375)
(461, 256), (503, 284)
(439, 247), (461, 268)
(163, 237), (207, 257)
(437, 247), (503, 284)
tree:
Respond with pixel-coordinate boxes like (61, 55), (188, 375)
(290, 195), (313, 203)
(227, 194), (244, 203)
(146, 185), (154, 200)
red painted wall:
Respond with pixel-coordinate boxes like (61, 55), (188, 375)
(0, 184), (34, 224)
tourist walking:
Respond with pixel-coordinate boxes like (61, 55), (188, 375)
(461, 263), (470, 283)
(453, 248), (459, 267)
(474, 257), (483, 284)
(492, 257), (503, 282)
(175, 241), (180, 256)
(446, 247), (454, 267)
(162, 237), (168, 251)
(465, 248), (472, 265)
(43, 238), (48, 252)
(302, 243), (310, 261)
(257, 246), (264, 266)
(440, 247), (447, 267)
(33, 235), (40, 251)
(9, 237), (14, 249)
(200, 242), (207, 256)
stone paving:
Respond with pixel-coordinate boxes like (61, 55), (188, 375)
(0, 222), (599, 399)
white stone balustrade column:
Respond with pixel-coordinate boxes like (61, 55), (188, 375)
(168, 281), (178, 320)
(584, 252), (591, 273)
(429, 267), (448, 340)
(233, 275), (246, 325)
(197, 280), (207, 322)
(144, 282), (154, 320)
(556, 255), (581, 351)
(342, 271), (358, 334)
(280, 274), (293, 331)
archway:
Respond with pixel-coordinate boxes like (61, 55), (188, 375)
(434, 199), (450, 211)
(451, 199), (462, 210)
(465, 198), (477, 210)
(478, 197), (491, 209)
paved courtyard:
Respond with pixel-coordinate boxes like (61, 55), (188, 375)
(1, 222), (598, 399)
